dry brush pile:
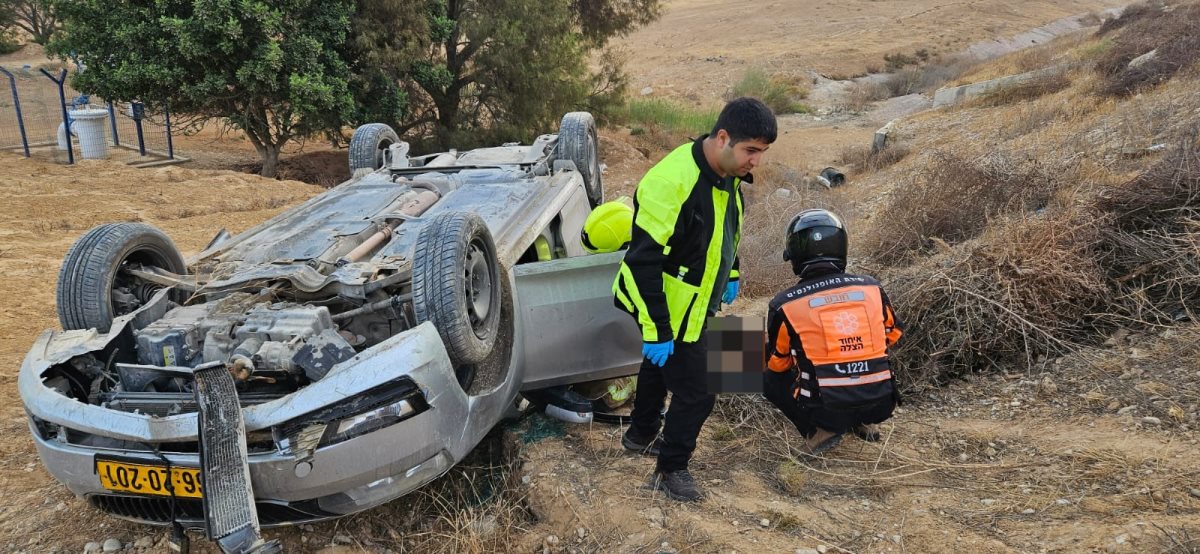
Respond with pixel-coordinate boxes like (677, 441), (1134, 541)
(863, 128), (1200, 388)
(851, 1), (1200, 388)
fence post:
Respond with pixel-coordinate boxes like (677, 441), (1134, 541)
(0, 66), (30, 158)
(131, 101), (146, 156)
(107, 101), (120, 146)
(163, 101), (174, 160)
(39, 68), (73, 164)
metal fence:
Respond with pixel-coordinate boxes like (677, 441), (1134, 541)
(0, 65), (179, 165)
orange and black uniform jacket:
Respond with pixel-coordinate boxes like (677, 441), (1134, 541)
(766, 273), (903, 408)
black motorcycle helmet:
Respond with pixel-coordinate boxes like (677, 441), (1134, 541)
(783, 209), (848, 275)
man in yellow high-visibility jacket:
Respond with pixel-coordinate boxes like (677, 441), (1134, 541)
(613, 97), (776, 501)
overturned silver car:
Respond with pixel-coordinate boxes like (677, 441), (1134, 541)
(19, 112), (641, 551)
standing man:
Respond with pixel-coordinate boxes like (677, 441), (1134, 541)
(613, 97), (777, 501)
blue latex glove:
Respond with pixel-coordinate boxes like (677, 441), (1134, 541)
(642, 340), (674, 367)
(722, 280), (740, 305)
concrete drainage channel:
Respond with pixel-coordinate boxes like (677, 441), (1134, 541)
(813, 5), (1132, 156)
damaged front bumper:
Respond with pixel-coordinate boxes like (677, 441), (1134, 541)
(20, 319), (487, 528)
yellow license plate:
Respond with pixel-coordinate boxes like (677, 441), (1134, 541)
(95, 458), (203, 498)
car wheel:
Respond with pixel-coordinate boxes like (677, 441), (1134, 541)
(412, 212), (502, 367)
(56, 222), (186, 333)
(557, 112), (603, 207)
(349, 123), (400, 173)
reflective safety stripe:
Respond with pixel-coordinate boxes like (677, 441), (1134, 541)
(817, 370), (892, 388)
(614, 265), (660, 342)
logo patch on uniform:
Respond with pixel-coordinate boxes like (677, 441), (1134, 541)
(813, 231), (823, 241)
(832, 311), (860, 335)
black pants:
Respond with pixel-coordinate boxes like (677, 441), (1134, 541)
(763, 369), (894, 437)
(629, 335), (715, 472)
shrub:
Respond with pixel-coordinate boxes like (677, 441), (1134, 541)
(729, 68), (811, 115)
(863, 151), (1065, 266)
(838, 143), (911, 173)
(1094, 1), (1200, 96)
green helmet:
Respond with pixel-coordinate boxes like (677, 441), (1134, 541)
(581, 197), (634, 254)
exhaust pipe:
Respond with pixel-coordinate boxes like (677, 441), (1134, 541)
(336, 189), (441, 266)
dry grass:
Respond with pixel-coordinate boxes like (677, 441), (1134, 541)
(340, 430), (534, 553)
(967, 71), (1072, 108)
(838, 143), (911, 174)
(738, 162), (834, 297)
(863, 151), (1067, 266)
(884, 56), (977, 96)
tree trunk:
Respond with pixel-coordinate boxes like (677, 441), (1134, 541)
(260, 144), (281, 178)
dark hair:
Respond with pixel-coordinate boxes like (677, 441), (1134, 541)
(711, 97), (777, 144)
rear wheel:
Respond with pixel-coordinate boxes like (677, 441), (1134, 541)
(412, 212), (502, 367)
(349, 123), (400, 173)
(56, 222), (186, 333)
(557, 112), (603, 207)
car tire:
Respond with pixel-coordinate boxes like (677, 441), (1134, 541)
(349, 123), (400, 173)
(56, 222), (186, 333)
(412, 212), (502, 367)
(557, 112), (603, 207)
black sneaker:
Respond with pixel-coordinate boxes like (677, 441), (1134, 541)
(649, 469), (703, 502)
(852, 424), (881, 442)
(622, 430), (663, 456)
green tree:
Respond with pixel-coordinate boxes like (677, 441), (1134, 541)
(0, 0), (58, 45)
(351, 0), (660, 149)
(48, 0), (355, 177)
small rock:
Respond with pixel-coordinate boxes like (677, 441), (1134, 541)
(1117, 405), (1137, 416)
(772, 188), (793, 200)
(576, 527), (587, 540)
(1038, 377), (1058, 395)
(522, 475), (532, 485)
(1128, 49), (1158, 69)
(981, 498), (997, 506)
(640, 86), (654, 96)
(892, 535), (903, 544)
(83, 543), (101, 554)
(467, 514), (498, 538)
(333, 534), (353, 545)
(1141, 416), (1162, 426)
(760, 519), (770, 528)
(1188, 488), (1200, 499)
(795, 549), (819, 554)
(101, 539), (122, 553)
(133, 537), (153, 549)
(545, 535), (560, 547)
(1114, 533), (1129, 544)
(644, 507), (667, 527)
(299, 524), (314, 532)
(1056, 498), (1071, 506)
(817, 546), (829, 554)
(54, 502), (66, 511)
(1022, 508), (1036, 514)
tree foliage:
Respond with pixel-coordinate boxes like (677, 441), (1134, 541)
(48, 0), (356, 177)
(350, 0), (661, 150)
(1, 0), (58, 45)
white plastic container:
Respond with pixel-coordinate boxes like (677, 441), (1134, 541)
(67, 108), (110, 159)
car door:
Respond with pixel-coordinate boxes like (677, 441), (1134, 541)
(513, 251), (642, 390)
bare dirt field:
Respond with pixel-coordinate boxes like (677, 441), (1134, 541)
(612, 0), (1128, 101)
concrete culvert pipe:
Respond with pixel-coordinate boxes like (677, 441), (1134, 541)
(68, 108), (111, 159)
